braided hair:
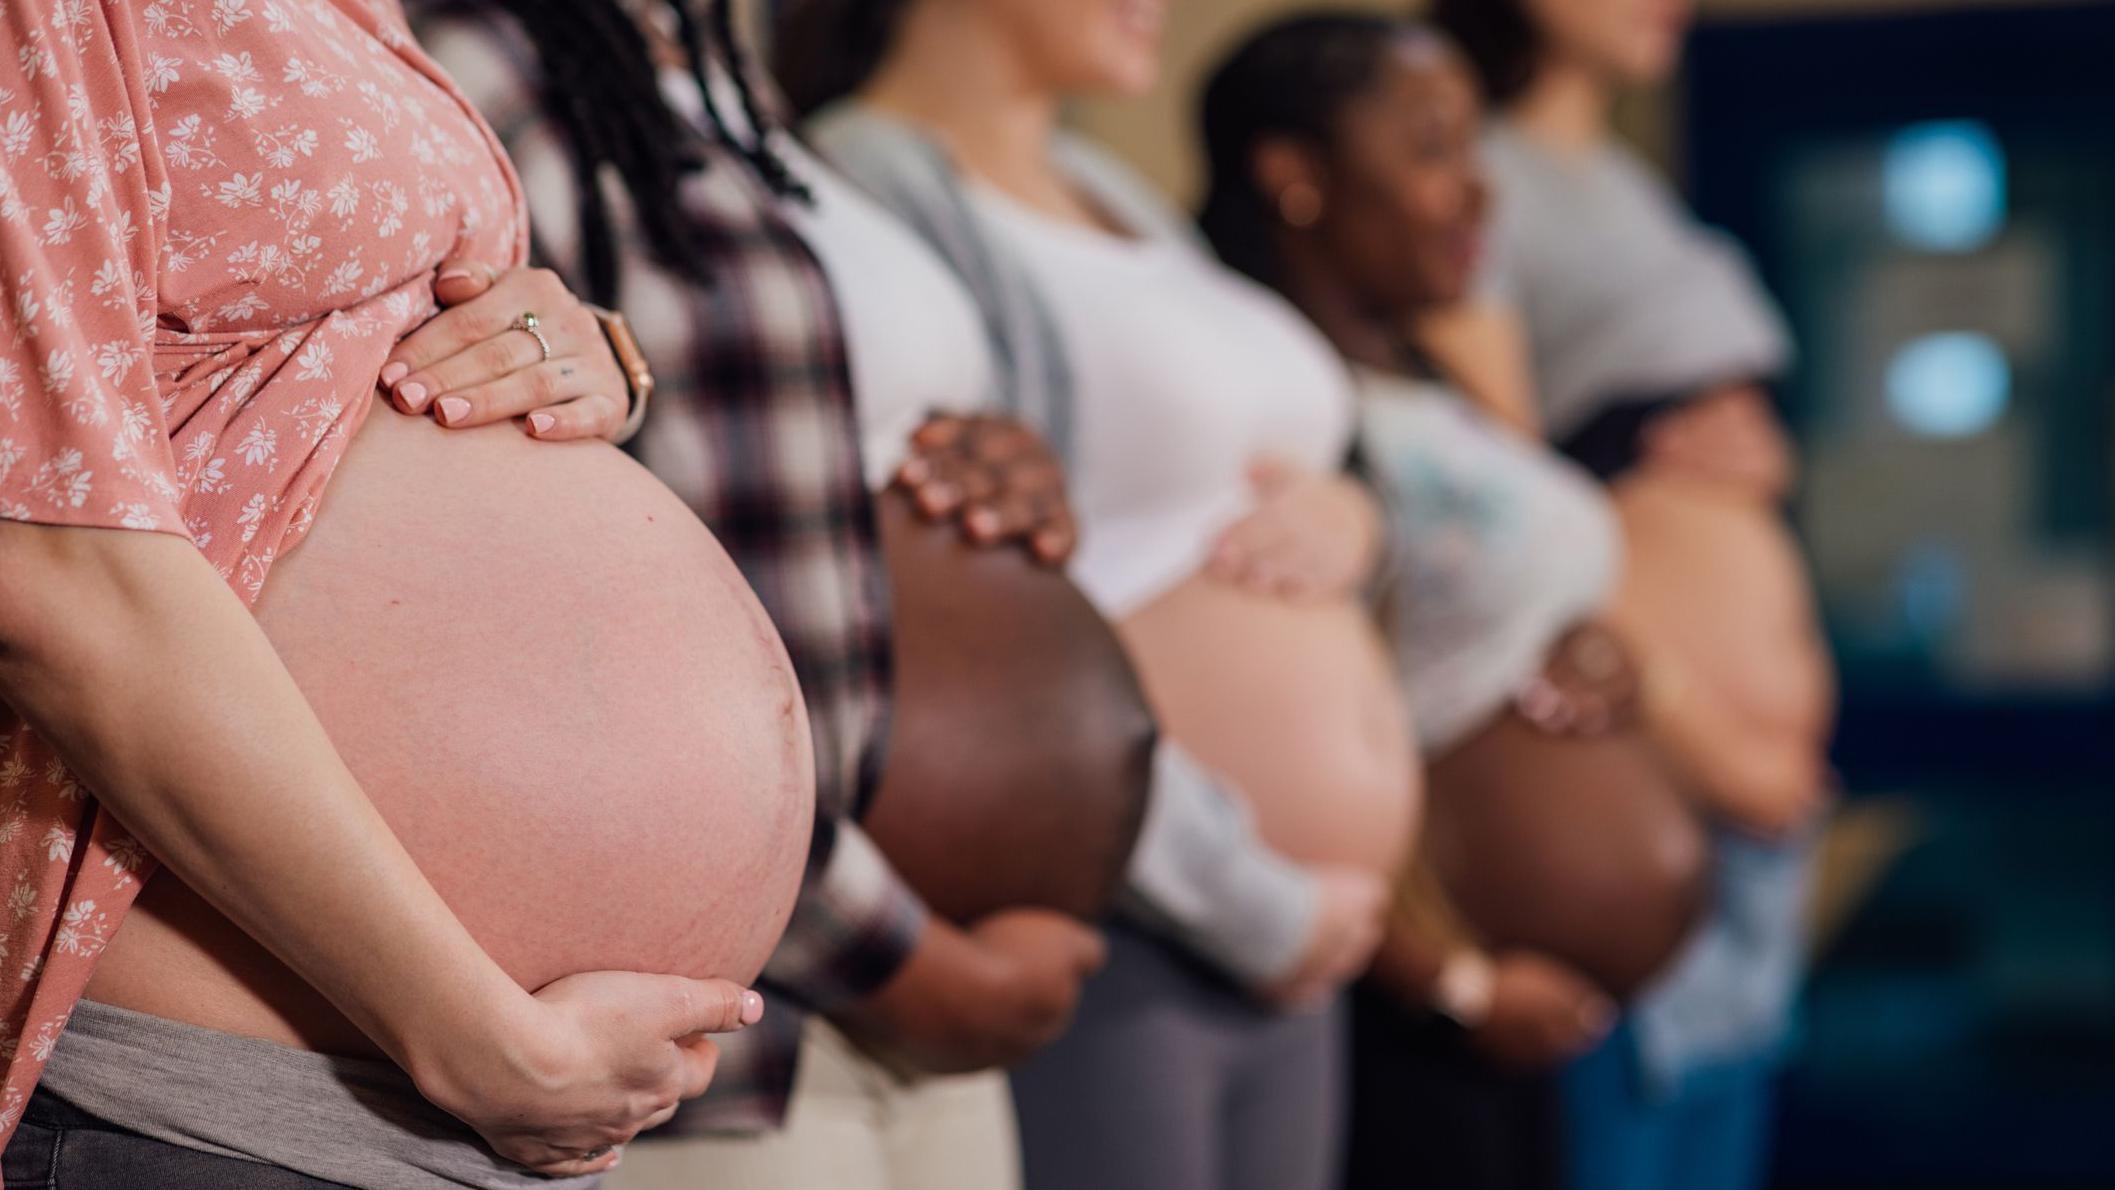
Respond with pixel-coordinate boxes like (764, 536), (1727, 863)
(457, 0), (809, 305)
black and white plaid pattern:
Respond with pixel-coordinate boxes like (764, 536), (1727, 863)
(413, 7), (924, 1132)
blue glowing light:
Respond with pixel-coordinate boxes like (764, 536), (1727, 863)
(1884, 120), (2007, 252)
(1885, 332), (2011, 438)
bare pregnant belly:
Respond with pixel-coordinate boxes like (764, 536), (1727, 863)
(88, 409), (814, 1053)
(1119, 575), (1417, 878)
(1427, 711), (1708, 1000)
(1606, 477), (1835, 742)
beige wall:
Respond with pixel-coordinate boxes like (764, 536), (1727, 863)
(1074, 0), (2091, 204)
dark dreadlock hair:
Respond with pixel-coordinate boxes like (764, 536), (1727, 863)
(452, 0), (810, 306)
(1197, 11), (1431, 292)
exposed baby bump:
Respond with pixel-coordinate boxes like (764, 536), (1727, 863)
(1609, 477), (1835, 738)
(1120, 574), (1418, 878)
(251, 410), (813, 990)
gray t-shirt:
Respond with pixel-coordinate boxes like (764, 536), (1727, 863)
(1481, 123), (1792, 439)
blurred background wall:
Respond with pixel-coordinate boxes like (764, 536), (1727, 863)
(1071, 0), (2096, 200)
(1078, 2), (2115, 1187)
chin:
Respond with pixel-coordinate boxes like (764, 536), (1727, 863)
(1088, 51), (1161, 97)
(1625, 37), (1685, 84)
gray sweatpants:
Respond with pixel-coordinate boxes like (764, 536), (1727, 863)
(1010, 923), (1346, 1190)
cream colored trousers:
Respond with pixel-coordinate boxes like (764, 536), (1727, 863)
(605, 1016), (1022, 1190)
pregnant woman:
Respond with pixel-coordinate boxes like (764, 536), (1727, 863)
(424, 3), (1385, 1185)
(1429, 1), (1831, 1187)
(408, 4), (1121, 1186)
(1193, 15), (1710, 1188)
(778, 2), (1418, 1187)
(0, 1), (810, 1184)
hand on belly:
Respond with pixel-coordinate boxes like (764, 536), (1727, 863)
(92, 412), (814, 1049)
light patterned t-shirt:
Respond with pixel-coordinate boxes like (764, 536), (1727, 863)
(0, 0), (525, 1138)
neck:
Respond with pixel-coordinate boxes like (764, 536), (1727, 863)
(861, 3), (1064, 195)
(1271, 238), (1405, 376)
(1507, 58), (1611, 155)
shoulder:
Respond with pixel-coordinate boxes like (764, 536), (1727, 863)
(1585, 137), (1701, 234)
(804, 103), (956, 206)
(1051, 132), (1200, 250)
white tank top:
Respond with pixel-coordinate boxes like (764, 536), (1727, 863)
(967, 184), (1356, 616)
(1358, 370), (1623, 750)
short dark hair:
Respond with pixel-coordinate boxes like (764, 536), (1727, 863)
(1430, 0), (1541, 105)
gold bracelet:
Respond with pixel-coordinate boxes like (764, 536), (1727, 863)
(1431, 949), (1497, 1028)
(587, 304), (655, 446)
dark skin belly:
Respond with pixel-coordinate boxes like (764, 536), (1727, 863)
(1421, 624), (1712, 1000)
(861, 490), (1156, 923)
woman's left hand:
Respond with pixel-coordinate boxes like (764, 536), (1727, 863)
(1207, 457), (1381, 601)
(379, 259), (629, 442)
(896, 413), (1078, 566)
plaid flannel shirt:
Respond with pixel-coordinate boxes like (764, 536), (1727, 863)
(411, 8), (927, 1133)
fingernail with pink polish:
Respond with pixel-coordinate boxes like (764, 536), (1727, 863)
(436, 267), (472, 285)
(398, 381), (429, 412)
(527, 411), (556, 436)
(740, 990), (765, 1026)
(379, 361), (409, 387)
(436, 396), (472, 426)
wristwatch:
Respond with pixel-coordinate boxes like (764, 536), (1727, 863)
(588, 304), (655, 446)
(1431, 949), (1497, 1029)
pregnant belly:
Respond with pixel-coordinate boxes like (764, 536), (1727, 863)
(1426, 707), (1708, 1001)
(863, 492), (1155, 924)
(1606, 477), (1835, 742)
(89, 409), (814, 1050)
(1119, 575), (1418, 878)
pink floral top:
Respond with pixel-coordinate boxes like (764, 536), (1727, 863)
(0, 0), (525, 1137)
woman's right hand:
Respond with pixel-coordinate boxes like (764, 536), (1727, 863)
(1466, 952), (1615, 1070)
(416, 971), (765, 1178)
(1261, 865), (1389, 1009)
(897, 413), (1078, 565)
(1208, 459), (1383, 602)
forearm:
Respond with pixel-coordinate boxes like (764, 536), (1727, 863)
(762, 821), (927, 1015)
(1370, 918), (1450, 1008)
(1642, 660), (1825, 838)
(1116, 741), (1318, 990)
(0, 524), (528, 1076)
(1369, 863), (1474, 1006)
(1410, 299), (1541, 436)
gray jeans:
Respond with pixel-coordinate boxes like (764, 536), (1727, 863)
(1010, 923), (1345, 1190)
(4, 1089), (348, 1189)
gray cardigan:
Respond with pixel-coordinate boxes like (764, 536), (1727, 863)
(807, 103), (1319, 991)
